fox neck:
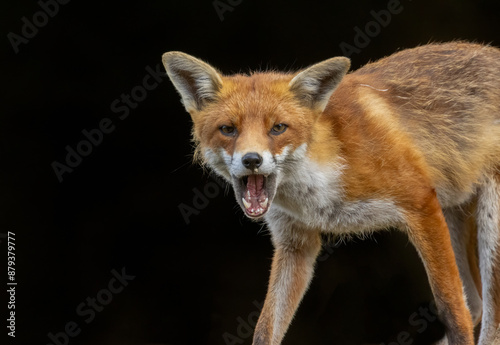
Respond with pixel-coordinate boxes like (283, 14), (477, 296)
(266, 142), (403, 234)
(271, 141), (347, 216)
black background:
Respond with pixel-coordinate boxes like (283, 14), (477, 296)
(2, 0), (500, 344)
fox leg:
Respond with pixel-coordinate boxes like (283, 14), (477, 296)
(253, 226), (322, 345)
(444, 206), (483, 326)
(406, 189), (474, 345)
(476, 173), (500, 345)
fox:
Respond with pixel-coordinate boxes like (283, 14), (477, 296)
(162, 42), (500, 345)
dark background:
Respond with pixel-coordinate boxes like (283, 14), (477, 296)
(2, 0), (500, 344)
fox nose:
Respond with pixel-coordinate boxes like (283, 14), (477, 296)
(242, 152), (263, 171)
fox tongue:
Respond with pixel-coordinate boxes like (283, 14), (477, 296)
(243, 174), (269, 216)
(247, 174), (264, 197)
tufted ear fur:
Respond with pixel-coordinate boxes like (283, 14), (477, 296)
(162, 52), (223, 113)
(289, 56), (350, 112)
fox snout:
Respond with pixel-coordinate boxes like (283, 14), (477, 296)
(241, 152), (263, 172)
(230, 150), (274, 178)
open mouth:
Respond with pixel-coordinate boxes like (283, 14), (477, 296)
(235, 174), (276, 218)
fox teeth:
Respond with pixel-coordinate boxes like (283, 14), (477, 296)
(242, 198), (251, 209)
(260, 198), (269, 209)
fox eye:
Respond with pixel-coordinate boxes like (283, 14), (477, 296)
(220, 125), (236, 136)
(271, 123), (288, 135)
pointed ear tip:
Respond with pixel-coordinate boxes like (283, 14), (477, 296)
(307, 56), (350, 74)
(162, 51), (185, 63)
(340, 56), (351, 63)
(333, 56), (351, 68)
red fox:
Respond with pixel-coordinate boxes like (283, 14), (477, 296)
(162, 42), (500, 345)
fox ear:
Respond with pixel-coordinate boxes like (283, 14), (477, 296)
(162, 52), (223, 113)
(289, 56), (350, 112)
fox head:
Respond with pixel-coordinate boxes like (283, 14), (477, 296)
(162, 52), (350, 219)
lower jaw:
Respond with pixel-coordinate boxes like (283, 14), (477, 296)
(244, 207), (270, 219)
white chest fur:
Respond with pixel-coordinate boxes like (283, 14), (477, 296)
(265, 150), (404, 235)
